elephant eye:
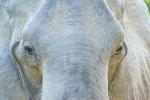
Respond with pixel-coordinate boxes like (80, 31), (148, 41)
(24, 45), (33, 54)
(23, 41), (34, 55)
(115, 45), (123, 54)
(115, 41), (127, 55)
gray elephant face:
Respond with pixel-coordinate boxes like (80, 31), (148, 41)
(12, 0), (127, 100)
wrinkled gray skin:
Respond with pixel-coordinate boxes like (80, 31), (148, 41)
(0, 0), (41, 100)
(0, 3), (28, 100)
(0, 0), (150, 100)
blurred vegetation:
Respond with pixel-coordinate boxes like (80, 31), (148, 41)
(145, 0), (150, 13)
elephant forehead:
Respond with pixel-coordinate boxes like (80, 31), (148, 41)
(22, 0), (123, 44)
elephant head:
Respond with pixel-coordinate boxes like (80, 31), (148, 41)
(11, 0), (127, 100)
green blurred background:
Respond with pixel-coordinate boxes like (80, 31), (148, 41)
(145, 0), (150, 13)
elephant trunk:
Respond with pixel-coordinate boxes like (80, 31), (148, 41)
(41, 48), (109, 100)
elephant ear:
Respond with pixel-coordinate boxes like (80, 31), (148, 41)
(11, 41), (42, 99)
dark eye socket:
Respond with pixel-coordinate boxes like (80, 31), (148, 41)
(115, 41), (128, 55)
(23, 41), (34, 55)
(24, 45), (33, 53)
(115, 42), (124, 54)
(116, 45), (123, 53)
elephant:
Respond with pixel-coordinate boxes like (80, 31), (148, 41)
(0, 0), (150, 100)
(0, 0), (41, 100)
